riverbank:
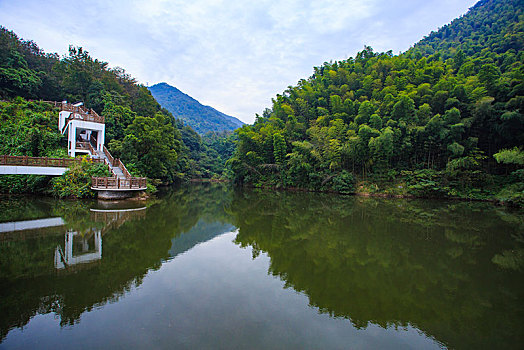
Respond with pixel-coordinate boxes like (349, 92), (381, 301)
(1, 174), (521, 208)
(243, 177), (522, 208)
(189, 178), (229, 183)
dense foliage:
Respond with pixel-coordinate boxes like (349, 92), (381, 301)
(0, 98), (63, 157)
(0, 27), (230, 194)
(176, 128), (237, 179)
(229, 0), (523, 204)
(0, 99), (65, 194)
(148, 82), (244, 134)
(412, 0), (523, 59)
(50, 157), (111, 198)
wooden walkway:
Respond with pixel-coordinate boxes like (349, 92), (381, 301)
(0, 155), (91, 167)
(0, 155), (146, 190)
(43, 100), (105, 123)
(91, 177), (147, 190)
(3, 101), (146, 192)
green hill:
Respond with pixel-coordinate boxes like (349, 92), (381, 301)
(0, 27), (233, 194)
(148, 82), (244, 134)
(411, 0), (523, 59)
(228, 0), (524, 205)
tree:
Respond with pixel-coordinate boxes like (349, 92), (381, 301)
(478, 63), (500, 95)
(494, 147), (524, 166)
(391, 95), (416, 124)
(273, 133), (286, 165)
(121, 113), (180, 182)
(355, 101), (375, 125)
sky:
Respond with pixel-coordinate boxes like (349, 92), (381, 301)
(0, 0), (478, 124)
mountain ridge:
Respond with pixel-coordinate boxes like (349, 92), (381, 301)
(148, 82), (244, 134)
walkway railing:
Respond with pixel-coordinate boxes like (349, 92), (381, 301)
(116, 158), (132, 178)
(75, 142), (96, 155)
(92, 146), (147, 190)
(91, 176), (147, 190)
(5, 101), (146, 192)
(103, 145), (116, 167)
(41, 100), (105, 124)
(0, 155), (102, 167)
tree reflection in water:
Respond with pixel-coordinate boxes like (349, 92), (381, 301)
(0, 184), (523, 349)
(231, 189), (524, 349)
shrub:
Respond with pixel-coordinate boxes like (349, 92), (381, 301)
(51, 157), (111, 198)
(324, 170), (356, 194)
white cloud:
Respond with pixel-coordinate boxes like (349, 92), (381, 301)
(0, 0), (477, 123)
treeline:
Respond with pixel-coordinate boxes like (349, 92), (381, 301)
(0, 27), (232, 193)
(229, 0), (523, 205)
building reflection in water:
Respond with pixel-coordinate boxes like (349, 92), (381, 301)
(1, 205), (147, 272)
(53, 207), (147, 270)
(54, 228), (102, 270)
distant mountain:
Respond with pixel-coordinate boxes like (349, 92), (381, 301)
(169, 220), (236, 258)
(148, 82), (244, 134)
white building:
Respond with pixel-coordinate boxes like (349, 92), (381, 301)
(58, 102), (105, 157)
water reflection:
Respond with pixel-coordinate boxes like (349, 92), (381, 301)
(231, 189), (524, 349)
(0, 184), (234, 339)
(0, 184), (523, 349)
(0, 217), (65, 233)
(53, 208), (147, 270)
(0, 199), (150, 338)
(54, 228), (102, 269)
(0, 200), (147, 273)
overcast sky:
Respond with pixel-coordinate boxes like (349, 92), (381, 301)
(0, 0), (477, 123)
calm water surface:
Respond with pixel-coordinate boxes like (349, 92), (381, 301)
(0, 184), (523, 349)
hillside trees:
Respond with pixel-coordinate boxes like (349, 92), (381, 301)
(0, 26), (232, 184)
(229, 0), (524, 200)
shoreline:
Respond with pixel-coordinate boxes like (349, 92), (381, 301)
(189, 178), (229, 183)
(1, 182), (518, 208)
(241, 183), (516, 207)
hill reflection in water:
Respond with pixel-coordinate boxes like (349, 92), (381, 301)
(231, 189), (524, 349)
(0, 184), (522, 349)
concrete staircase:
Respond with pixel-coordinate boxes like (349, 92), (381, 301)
(95, 149), (126, 179)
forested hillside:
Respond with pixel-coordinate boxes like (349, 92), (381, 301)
(228, 0), (523, 205)
(0, 27), (231, 195)
(148, 82), (244, 134)
(412, 0), (523, 59)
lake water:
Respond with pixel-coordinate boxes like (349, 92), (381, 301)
(1, 184), (523, 349)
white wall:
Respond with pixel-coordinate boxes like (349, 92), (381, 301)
(0, 165), (67, 175)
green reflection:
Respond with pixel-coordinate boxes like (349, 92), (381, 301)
(1, 185), (523, 349)
(231, 190), (524, 349)
(0, 183), (233, 339)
